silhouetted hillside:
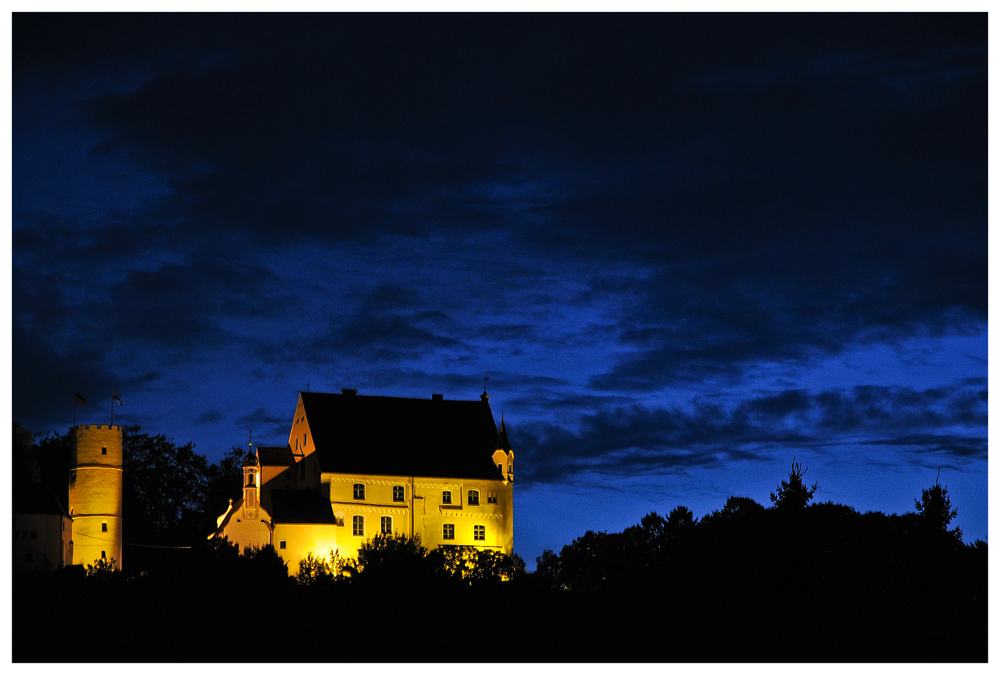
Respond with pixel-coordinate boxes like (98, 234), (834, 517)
(13, 463), (986, 662)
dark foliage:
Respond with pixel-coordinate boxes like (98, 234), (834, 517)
(770, 457), (818, 510)
(12, 457), (987, 662)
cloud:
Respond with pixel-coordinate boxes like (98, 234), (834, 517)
(513, 381), (986, 485)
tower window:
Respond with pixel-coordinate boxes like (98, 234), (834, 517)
(353, 484), (365, 500)
(102, 447), (107, 455)
(474, 525), (486, 541)
(393, 485), (405, 502)
(279, 541), (287, 550)
(381, 516), (392, 534)
(442, 490), (452, 504)
(468, 490), (480, 506)
(101, 551), (107, 560)
(443, 523), (455, 540)
(353, 516), (364, 537)
(101, 522), (108, 533)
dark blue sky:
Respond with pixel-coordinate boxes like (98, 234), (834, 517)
(11, 13), (988, 565)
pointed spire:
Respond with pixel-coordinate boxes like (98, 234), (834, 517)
(495, 414), (512, 451)
(243, 430), (259, 467)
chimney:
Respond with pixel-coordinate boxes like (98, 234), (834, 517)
(342, 389), (358, 396)
(432, 393), (444, 401)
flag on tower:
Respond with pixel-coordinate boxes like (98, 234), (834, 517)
(74, 392), (87, 406)
(112, 391), (122, 406)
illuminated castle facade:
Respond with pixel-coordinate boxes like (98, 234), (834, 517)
(13, 424), (124, 573)
(211, 389), (514, 568)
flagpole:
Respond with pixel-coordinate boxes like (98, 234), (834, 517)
(73, 392), (87, 427)
(111, 392), (114, 426)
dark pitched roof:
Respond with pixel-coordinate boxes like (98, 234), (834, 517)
(301, 391), (502, 480)
(269, 489), (337, 524)
(258, 445), (294, 466)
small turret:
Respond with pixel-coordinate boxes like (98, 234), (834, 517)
(492, 414), (514, 482)
(242, 433), (260, 519)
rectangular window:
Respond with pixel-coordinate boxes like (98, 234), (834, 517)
(353, 515), (364, 537)
(279, 540), (287, 549)
(442, 490), (452, 504)
(474, 525), (486, 541)
(468, 490), (480, 506)
(354, 483), (365, 500)
(381, 516), (392, 534)
(101, 522), (108, 533)
(102, 447), (107, 455)
(487, 491), (498, 504)
(443, 523), (455, 540)
(393, 485), (405, 502)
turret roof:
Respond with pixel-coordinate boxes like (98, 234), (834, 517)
(495, 416), (512, 452)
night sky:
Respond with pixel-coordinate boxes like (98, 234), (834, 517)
(11, 13), (988, 566)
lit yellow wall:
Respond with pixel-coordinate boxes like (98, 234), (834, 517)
(319, 473), (513, 558)
(287, 394), (314, 461)
(69, 425), (123, 568)
(272, 522), (340, 571)
(417, 477), (512, 552)
(220, 502), (273, 553)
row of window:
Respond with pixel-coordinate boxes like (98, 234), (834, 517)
(443, 524), (487, 541)
(354, 484), (407, 501)
(325, 516), (489, 541)
(352, 484), (498, 506)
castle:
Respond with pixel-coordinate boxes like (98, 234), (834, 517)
(12, 387), (513, 574)
(13, 425), (124, 572)
(210, 389), (514, 569)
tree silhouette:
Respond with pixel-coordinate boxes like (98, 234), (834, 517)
(770, 457), (817, 510)
(666, 505), (697, 531)
(534, 549), (562, 590)
(122, 425), (211, 544)
(915, 471), (962, 543)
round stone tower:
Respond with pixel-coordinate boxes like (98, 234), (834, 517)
(68, 424), (123, 568)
